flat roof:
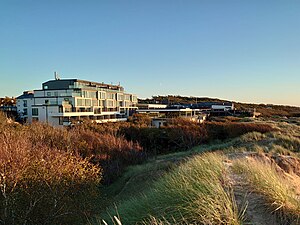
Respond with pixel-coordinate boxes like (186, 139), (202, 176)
(42, 79), (123, 91)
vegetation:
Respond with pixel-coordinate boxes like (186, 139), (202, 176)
(1, 109), (300, 224)
(25, 123), (144, 184)
(101, 153), (242, 225)
(0, 113), (101, 224)
(0, 97), (15, 106)
(98, 116), (300, 225)
(233, 158), (300, 224)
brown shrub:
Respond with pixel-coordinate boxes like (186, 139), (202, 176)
(205, 121), (275, 140)
(69, 127), (144, 184)
(121, 118), (208, 155)
(165, 118), (208, 149)
(24, 123), (145, 185)
(0, 126), (101, 224)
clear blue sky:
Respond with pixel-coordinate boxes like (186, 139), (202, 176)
(1, 0), (300, 106)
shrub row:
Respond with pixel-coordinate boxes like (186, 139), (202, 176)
(204, 121), (275, 141)
(25, 123), (145, 185)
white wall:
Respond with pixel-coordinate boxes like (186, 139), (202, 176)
(211, 105), (233, 110)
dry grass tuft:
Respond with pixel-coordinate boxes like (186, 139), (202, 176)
(233, 156), (300, 224)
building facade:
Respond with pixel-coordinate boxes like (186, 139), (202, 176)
(17, 79), (137, 126)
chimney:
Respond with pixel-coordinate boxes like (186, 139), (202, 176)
(54, 71), (60, 80)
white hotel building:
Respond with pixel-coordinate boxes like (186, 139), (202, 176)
(16, 78), (138, 126)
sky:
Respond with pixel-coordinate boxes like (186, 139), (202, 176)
(1, 0), (300, 106)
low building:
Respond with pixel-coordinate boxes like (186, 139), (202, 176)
(17, 78), (137, 126)
(211, 102), (234, 111)
(137, 103), (168, 109)
(136, 107), (207, 128)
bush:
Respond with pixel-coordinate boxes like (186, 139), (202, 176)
(26, 123), (145, 185)
(205, 122), (275, 140)
(0, 126), (101, 224)
(164, 118), (208, 149)
(121, 118), (208, 155)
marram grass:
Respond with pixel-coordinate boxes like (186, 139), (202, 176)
(233, 157), (300, 223)
(101, 153), (242, 225)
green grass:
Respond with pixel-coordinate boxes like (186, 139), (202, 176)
(97, 159), (175, 211)
(99, 153), (242, 225)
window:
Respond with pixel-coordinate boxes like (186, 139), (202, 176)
(23, 100), (27, 107)
(98, 92), (106, 99)
(59, 117), (63, 125)
(89, 92), (97, 99)
(124, 101), (131, 107)
(99, 100), (105, 106)
(132, 95), (137, 102)
(77, 99), (84, 106)
(63, 117), (70, 122)
(82, 91), (86, 98)
(106, 100), (114, 107)
(23, 108), (28, 115)
(124, 95), (131, 101)
(117, 94), (124, 101)
(92, 100), (98, 106)
(32, 108), (38, 116)
(72, 90), (81, 97)
(85, 99), (91, 106)
(107, 92), (115, 99)
(44, 85), (48, 89)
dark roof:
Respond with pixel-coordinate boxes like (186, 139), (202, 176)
(42, 79), (123, 91)
(16, 93), (34, 99)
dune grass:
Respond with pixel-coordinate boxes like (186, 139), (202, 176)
(232, 157), (300, 223)
(100, 153), (242, 225)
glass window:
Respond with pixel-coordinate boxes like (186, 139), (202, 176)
(77, 99), (84, 106)
(124, 95), (130, 101)
(106, 100), (115, 107)
(23, 100), (27, 107)
(107, 92), (115, 99)
(117, 94), (124, 101)
(59, 117), (63, 125)
(32, 108), (39, 116)
(89, 92), (97, 99)
(85, 99), (91, 106)
(132, 95), (137, 102)
(92, 100), (98, 106)
(100, 92), (106, 99)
